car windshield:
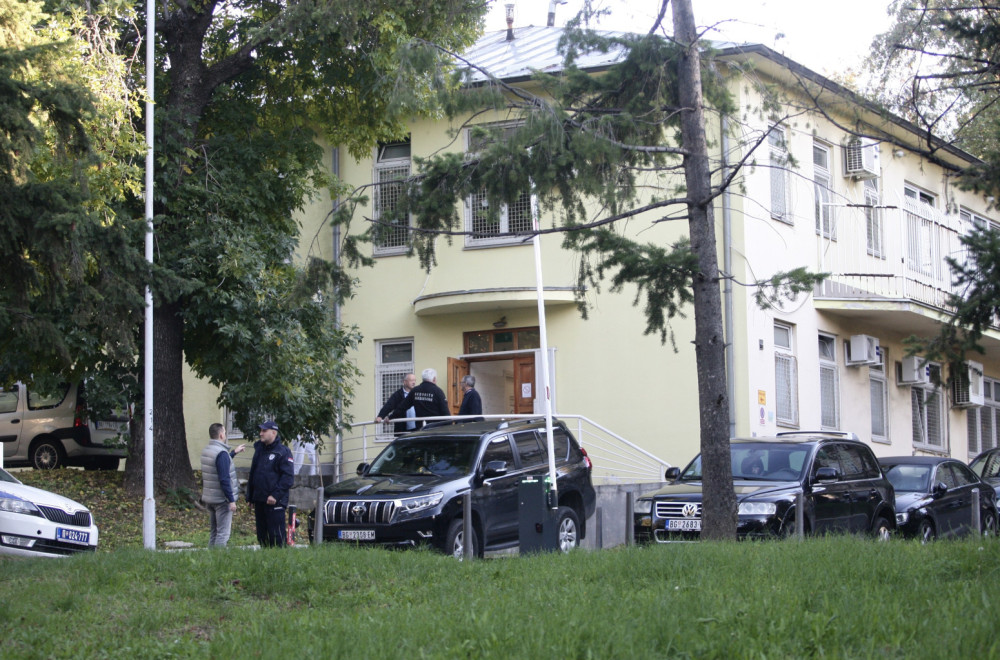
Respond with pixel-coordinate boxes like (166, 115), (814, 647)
(679, 443), (811, 482)
(368, 436), (479, 477)
(883, 464), (931, 493)
(0, 468), (20, 484)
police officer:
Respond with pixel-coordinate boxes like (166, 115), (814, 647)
(246, 420), (294, 547)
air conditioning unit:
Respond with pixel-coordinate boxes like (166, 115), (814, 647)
(898, 356), (930, 385)
(952, 360), (985, 407)
(843, 139), (879, 180)
(845, 334), (880, 366)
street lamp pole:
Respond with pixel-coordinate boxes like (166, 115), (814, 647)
(142, 0), (156, 550)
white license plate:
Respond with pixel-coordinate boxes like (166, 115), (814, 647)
(338, 529), (375, 541)
(667, 519), (701, 532)
(94, 421), (125, 431)
(57, 528), (90, 545)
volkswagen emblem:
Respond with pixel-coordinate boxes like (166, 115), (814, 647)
(681, 503), (698, 518)
(351, 503), (367, 518)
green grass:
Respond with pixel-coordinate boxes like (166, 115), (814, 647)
(2, 537), (999, 658)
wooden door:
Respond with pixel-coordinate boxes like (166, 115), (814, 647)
(513, 355), (535, 415)
(447, 357), (470, 415)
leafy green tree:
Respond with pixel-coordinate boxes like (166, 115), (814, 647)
(0, 0), (146, 393)
(349, 0), (823, 539)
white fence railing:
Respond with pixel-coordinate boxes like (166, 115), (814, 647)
(232, 415), (670, 487)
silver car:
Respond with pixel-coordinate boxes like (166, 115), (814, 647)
(0, 382), (127, 470)
(0, 467), (99, 556)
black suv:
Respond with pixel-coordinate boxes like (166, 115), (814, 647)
(634, 432), (895, 541)
(319, 418), (596, 557)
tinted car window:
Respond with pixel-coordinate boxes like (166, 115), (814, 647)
(813, 446), (839, 475)
(551, 429), (569, 461)
(514, 431), (545, 467)
(884, 464), (931, 492)
(839, 444), (872, 479)
(0, 387), (17, 414)
(369, 436), (479, 476)
(951, 461), (979, 487)
(935, 464), (958, 488)
(27, 383), (70, 410)
(482, 435), (515, 467)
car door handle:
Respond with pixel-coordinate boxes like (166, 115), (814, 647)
(9, 419), (18, 424)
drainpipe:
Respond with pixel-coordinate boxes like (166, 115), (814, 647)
(721, 116), (736, 439)
(331, 147), (344, 482)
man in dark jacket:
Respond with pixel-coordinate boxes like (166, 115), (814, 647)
(375, 372), (416, 435)
(246, 420), (294, 547)
(458, 375), (483, 422)
(389, 368), (450, 428)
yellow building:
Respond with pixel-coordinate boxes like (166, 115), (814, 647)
(183, 27), (1000, 483)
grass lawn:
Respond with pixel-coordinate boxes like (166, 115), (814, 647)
(2, 470), (999, 658)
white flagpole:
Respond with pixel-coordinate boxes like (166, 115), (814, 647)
(532, 204), (557, 502)
(142, 0), (156, 550)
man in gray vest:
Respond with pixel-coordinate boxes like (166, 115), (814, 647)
(201, 423), (246, 547)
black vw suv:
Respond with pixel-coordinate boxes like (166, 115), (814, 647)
(319, 418), (596, 557)
(634, 432), (896, 541)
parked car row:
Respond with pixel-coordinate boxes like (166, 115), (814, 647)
(634, 431), (999, 544)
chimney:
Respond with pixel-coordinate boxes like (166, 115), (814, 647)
(506, 3), (515, 41)
(547, 0), (565, 27)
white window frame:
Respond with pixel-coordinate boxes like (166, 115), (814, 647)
(869, 347), (889, 443)
(903, 184), (941, 278)
(774, 322), (799, 428)
(375, 339), (415, 440)
(814, 141), (835, 239)
(912, 363), (946, 451)
(968, 378), (1000, 458)
(372, 140), (412, 256)
(464, 123), (536, 247)
(768, 125), (790, 224)
(818, 334), (840, 430)
(224, 407), (244, 440)
(864, 177), (884, 258)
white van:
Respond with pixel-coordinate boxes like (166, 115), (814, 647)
(0, 382), (127, 470)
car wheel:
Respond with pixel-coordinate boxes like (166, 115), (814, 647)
(556, 506), (581, 553)
(445, 518), (478, 560)
(982, 510), (997, 537)
(918, 519), (935, 544)
(30, 438), (66, 470)
(872, 515), (892, 542)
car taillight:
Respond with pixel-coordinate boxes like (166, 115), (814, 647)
(580, 447), (592, 471)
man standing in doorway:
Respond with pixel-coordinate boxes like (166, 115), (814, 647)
(200, 423), (246, 547)
(376, 372), (417, 435)
(246, 420), (294, 547)
(389, 368), (450, 428)
(458, 375), (483, 422)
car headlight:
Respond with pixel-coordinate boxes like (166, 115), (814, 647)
(634, 499), (652, 514)
(397, 492), (444, 514)
(896, 512), (909, 525)
(0, 498), (42, 517)
(738, 501), (777, 516)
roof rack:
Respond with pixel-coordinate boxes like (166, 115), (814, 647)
(496, 417), (552, 431)
(775, 430), (860, 441)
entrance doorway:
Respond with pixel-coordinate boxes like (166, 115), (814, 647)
(447, 352), (550, 417)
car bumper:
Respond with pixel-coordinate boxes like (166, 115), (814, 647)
(634, 514), (783, 542)
(321, 513), (441, 547)
(0, 512), (98, 557)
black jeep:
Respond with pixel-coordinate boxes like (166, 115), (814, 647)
(319, 418), (596, 557)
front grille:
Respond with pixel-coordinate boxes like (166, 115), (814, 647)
(654, 501), (702, 519)
(37, 505), (92, 527)
(325, 499), (396, 525)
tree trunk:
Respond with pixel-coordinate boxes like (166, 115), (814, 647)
(672, 0), (737, 540)
(123, 302), (195, 495)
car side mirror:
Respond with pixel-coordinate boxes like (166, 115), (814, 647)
(814, 466), (840, 483)
(665, 466), (680, 481)
(482, 460), (508, 479)
(483, 461), (507, 479)
(932, 481), (948, 497)
(356, 462), (370, 477)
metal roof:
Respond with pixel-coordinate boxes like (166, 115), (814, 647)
(460, 26), (626, 83)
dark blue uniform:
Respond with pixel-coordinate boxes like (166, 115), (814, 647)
(247, 437), (295, 547)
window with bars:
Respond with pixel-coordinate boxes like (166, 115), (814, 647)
(375, 339), (414, 438)
(912, 363), (945, 450)
(903, 184), (940, 277)
(814, 142), (835, 239)
(224, 407), (244, 439)
(968, 379), (1000, 457)
(769, 126), (790, 224)
(465, 123), (536, 247)
(818, 334), (839, 430)
(775, 322), (798, 427)
(869, 347), (889, 442)
(864, 178), (883, 258)
(373, 140), (411, 255)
